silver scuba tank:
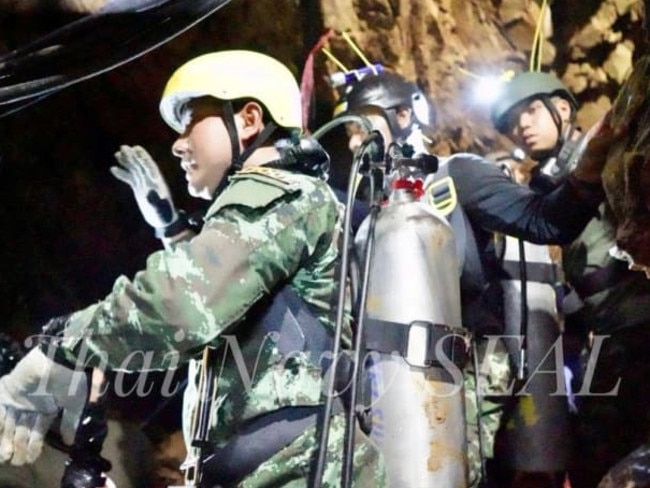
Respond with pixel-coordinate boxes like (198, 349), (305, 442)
(499, 236), (570, 473)
(355, 178), (469, 488)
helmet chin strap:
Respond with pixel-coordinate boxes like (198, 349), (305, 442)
(540, 95), (578, 158)
(213, 100), (278, 199)
(223, 101), (242, 169)
(532, 98), (580, 184)
(540, 96), (565, 155)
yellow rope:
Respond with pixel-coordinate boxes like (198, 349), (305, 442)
(321, 47), (349, 72)
(341, 31), (376, 71)
(529, 11), (541, 70)
(536, 0), (549, 71)
(530, 0), (549, 72)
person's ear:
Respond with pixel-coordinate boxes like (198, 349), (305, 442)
(237, 101), (265, 143)
(395, 106), (413, 130)
(554, 98), (573, 124)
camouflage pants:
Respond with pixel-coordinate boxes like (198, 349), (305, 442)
(464, 337), (512, 488)
(238, 414), (387, 487)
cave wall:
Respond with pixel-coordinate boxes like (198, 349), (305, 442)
(318, 0), (646, 154)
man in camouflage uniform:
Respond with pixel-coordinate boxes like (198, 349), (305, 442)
(0, 50), (387, 487)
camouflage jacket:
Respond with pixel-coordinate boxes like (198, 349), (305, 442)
(57, 165), (347, 442)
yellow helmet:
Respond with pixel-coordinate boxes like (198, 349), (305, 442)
(159, 50), (302, 133)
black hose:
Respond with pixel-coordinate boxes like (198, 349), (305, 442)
(517, 238), (529, 381)
(310, 130), (384, 488)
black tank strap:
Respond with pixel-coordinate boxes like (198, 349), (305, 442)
(197, 284), (348, 487)
(260, 283), (334, 364)
(363, 318), (469, 370)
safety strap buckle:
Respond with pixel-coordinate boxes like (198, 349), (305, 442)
(363, 318), (470, 371)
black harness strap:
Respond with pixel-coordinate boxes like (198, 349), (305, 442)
(260, 284), (334, 364)
(201, 402), (343, 487)
(198, 284), (347, 488)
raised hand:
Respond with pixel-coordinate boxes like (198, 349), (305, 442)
(111, 145), (180, 233)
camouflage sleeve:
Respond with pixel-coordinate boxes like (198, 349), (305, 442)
(58, 169), (341, 371)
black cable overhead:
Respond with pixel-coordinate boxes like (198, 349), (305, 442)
(0, 0), (234, 117)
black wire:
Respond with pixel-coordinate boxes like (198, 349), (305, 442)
(517, 238), (529, 381)
(0, 0), (234, 116)
(341, 179), (381, 487)
(311, 130), (384, 488)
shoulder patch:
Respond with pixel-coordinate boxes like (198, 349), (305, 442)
(425, 175), (457, 217)
(234, 166), (301, 188)
(423, 157), (457, 217)
(205, 167), (302, 218)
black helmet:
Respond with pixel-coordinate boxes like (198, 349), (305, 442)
(491, 71), (577, 133)
(338, 71), (434, 138)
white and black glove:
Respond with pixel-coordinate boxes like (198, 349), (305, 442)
(111, 145), (188, 238)
(0, 348), (88, 465)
